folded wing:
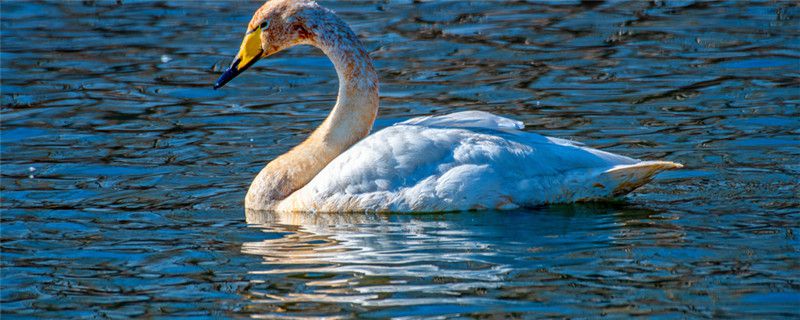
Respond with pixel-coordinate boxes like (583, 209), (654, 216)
(278, 111), (679, 212)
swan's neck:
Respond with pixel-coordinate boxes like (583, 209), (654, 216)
(246, 14), (378, 210)
(308, 19), (379, 151)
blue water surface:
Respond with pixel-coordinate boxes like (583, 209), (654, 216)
(2, 0), (799, 318)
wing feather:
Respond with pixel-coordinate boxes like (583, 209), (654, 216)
(397, 110), (524, 131)
(280, 111), (676, 212)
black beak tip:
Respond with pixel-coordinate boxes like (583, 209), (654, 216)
(213, 67), (239, 90)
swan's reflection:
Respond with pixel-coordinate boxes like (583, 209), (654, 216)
(244, 209), (509, 277)
(242, 209), (517, 311)
(240, 205), (672, 314)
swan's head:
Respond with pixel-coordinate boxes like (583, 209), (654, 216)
(214, 0), (324, 89)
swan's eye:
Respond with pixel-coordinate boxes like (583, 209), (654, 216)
(260, 20), (270, 30)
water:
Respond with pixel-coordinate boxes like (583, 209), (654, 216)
(2, 0), (799, 318)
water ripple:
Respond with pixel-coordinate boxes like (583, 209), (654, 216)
(2, 0), (799, 318)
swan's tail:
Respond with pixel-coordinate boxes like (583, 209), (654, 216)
(599, 161), (683, 196)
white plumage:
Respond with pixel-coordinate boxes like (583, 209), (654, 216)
(276, 110), (681, 212)
(217, 0), (682, 213)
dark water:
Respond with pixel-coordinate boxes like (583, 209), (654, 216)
(2, 0), (799, 318)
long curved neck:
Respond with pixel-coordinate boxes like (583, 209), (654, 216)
(307, 18), (379, 153)
(246, 14), (379, 210)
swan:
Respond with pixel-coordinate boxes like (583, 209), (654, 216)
(214, 0), (682, 213)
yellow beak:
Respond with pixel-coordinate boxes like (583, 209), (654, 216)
(214, 27), (264, 89)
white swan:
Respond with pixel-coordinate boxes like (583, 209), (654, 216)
(214, 0), (682, 213)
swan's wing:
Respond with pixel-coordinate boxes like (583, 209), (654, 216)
(278, 115), (678, 212)
(397, 110), (524, 131)
(397, 110), (583, 146)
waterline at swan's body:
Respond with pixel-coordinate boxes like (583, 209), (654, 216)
(214, 0), (682, 213)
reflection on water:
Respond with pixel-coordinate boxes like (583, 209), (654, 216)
(241, 206), (796, 318)
(241, 206), (654, 317)
(2, 0), (799, 318)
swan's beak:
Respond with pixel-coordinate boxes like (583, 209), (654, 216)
(214, 27), (264, 89)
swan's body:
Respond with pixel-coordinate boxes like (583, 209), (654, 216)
(275, 111), (681, 212)
(215, 0), (682, 213)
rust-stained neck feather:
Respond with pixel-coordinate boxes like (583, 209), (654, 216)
(245, 2), (379, 211)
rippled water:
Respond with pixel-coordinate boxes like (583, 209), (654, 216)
(2, 0), (799, 318)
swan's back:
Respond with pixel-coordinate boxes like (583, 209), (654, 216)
(275, 111), (680, 212)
